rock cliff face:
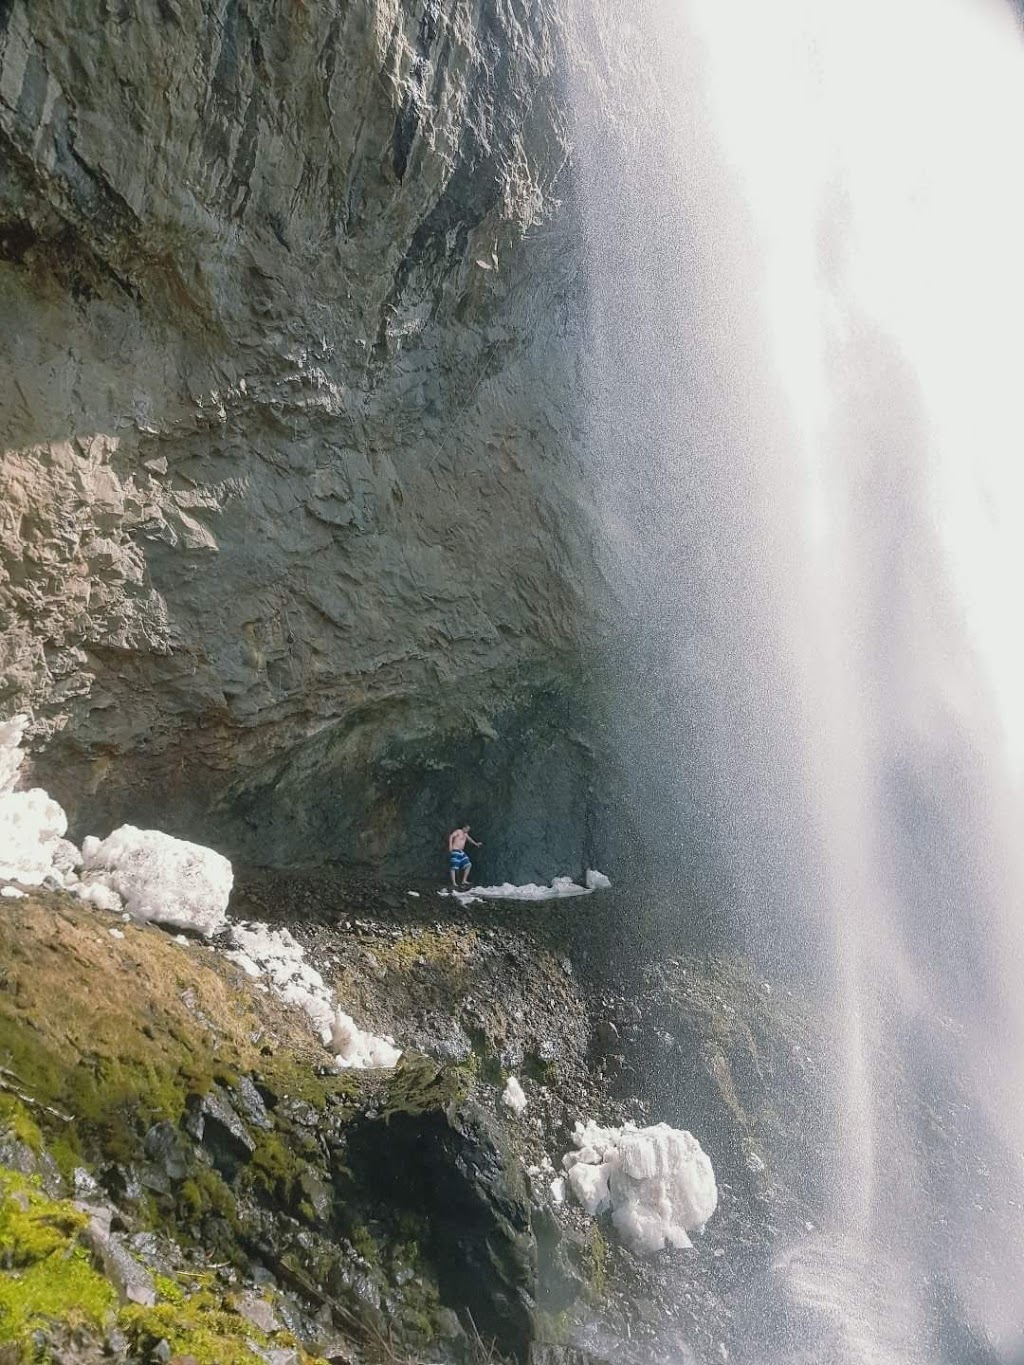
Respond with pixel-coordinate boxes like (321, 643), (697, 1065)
(0, 0), (598, 875)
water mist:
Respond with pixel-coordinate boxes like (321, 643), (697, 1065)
(566, 1), (1024, 1359)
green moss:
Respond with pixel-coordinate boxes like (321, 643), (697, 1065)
(0, 982), (220, 1177)
(153, 1272), (186, 1305)
(0, 1171), (86, 1266)
(0, 898), (376, 1219)
(584, 1223), (608, 1302)
(348, 1222), (379, 1264)
(0, 1096), (42, 1154)
(0, 1170), (116, 1346)
(532, 1307), (573, 1348)
(456, 1050), (481, 1081)
(369, 927), (479, 976)
(249, 1129), (305, 1206)
(120, 1286), (327, 1365)
(259, 1055), (366, 1114)
(174, 1166), (238, 1238)
(0, 899), (328, 1177)
(381, 1054), (470, 1121)
(120, 1293), (267, 1365)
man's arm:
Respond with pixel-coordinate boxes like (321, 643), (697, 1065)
(468, 836), (482, 847)
(447, 831), (457, 851)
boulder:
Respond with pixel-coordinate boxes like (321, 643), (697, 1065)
(80, 1207), (157, 1308)
(80, 826), (231, 936)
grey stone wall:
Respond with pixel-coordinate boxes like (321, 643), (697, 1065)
(0, 0), (604, 876)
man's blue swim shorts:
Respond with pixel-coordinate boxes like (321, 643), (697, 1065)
(448, 850), (471, 871)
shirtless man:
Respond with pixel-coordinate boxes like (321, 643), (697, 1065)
(447, 823), (482, 889)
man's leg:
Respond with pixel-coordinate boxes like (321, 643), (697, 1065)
(460, 860), (472, 887)
(449, 864), (457, 887)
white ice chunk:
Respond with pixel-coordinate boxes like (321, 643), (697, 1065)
(108, 928), (125, 940)
(550, 1176), (567, 1205)
(0, 788), (69, 885)
(81, 825), (232, 937)
(502, 1076), (528, 1115)
(567, 1160), (611, 1216)
(1, 886), (25, 899)
(51, 838), (82, 873)
(613, 1200), (692, 1253)
(585, 869), (612, 890)
(0, 720), (74, 886)
(73, 882), (124, 914)
(331, 1009), (402, 1070)
(561, 1120), (718, 1255)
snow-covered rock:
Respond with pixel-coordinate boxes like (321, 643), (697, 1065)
(561, 1119), (718, 1255)
(81, 825), (232, 936)
(502, 1076), (528, 1115)
(585, 869), (612, 890)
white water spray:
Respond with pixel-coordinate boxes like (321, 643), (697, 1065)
(568, 0), (1024, 1359)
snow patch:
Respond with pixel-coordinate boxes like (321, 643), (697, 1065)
(473, 876), (590, 901)
(229, 922), (401, 1071)
(561, 1120), (718, 1255)
(473, 872), (613, 901)
(437, 888), (483, 905)
(81, 825), (231, 937)
(502, 1076), (528, 1115)
(74, 882), (125, 914)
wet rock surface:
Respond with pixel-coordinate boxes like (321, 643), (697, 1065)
(231, 872), (826, 1365)
(0, 877), (833, 1363)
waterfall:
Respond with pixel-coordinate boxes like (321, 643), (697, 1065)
(566, 0), (1024, 1359)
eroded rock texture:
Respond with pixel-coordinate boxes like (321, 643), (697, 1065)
(0, 0), (597, 874)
